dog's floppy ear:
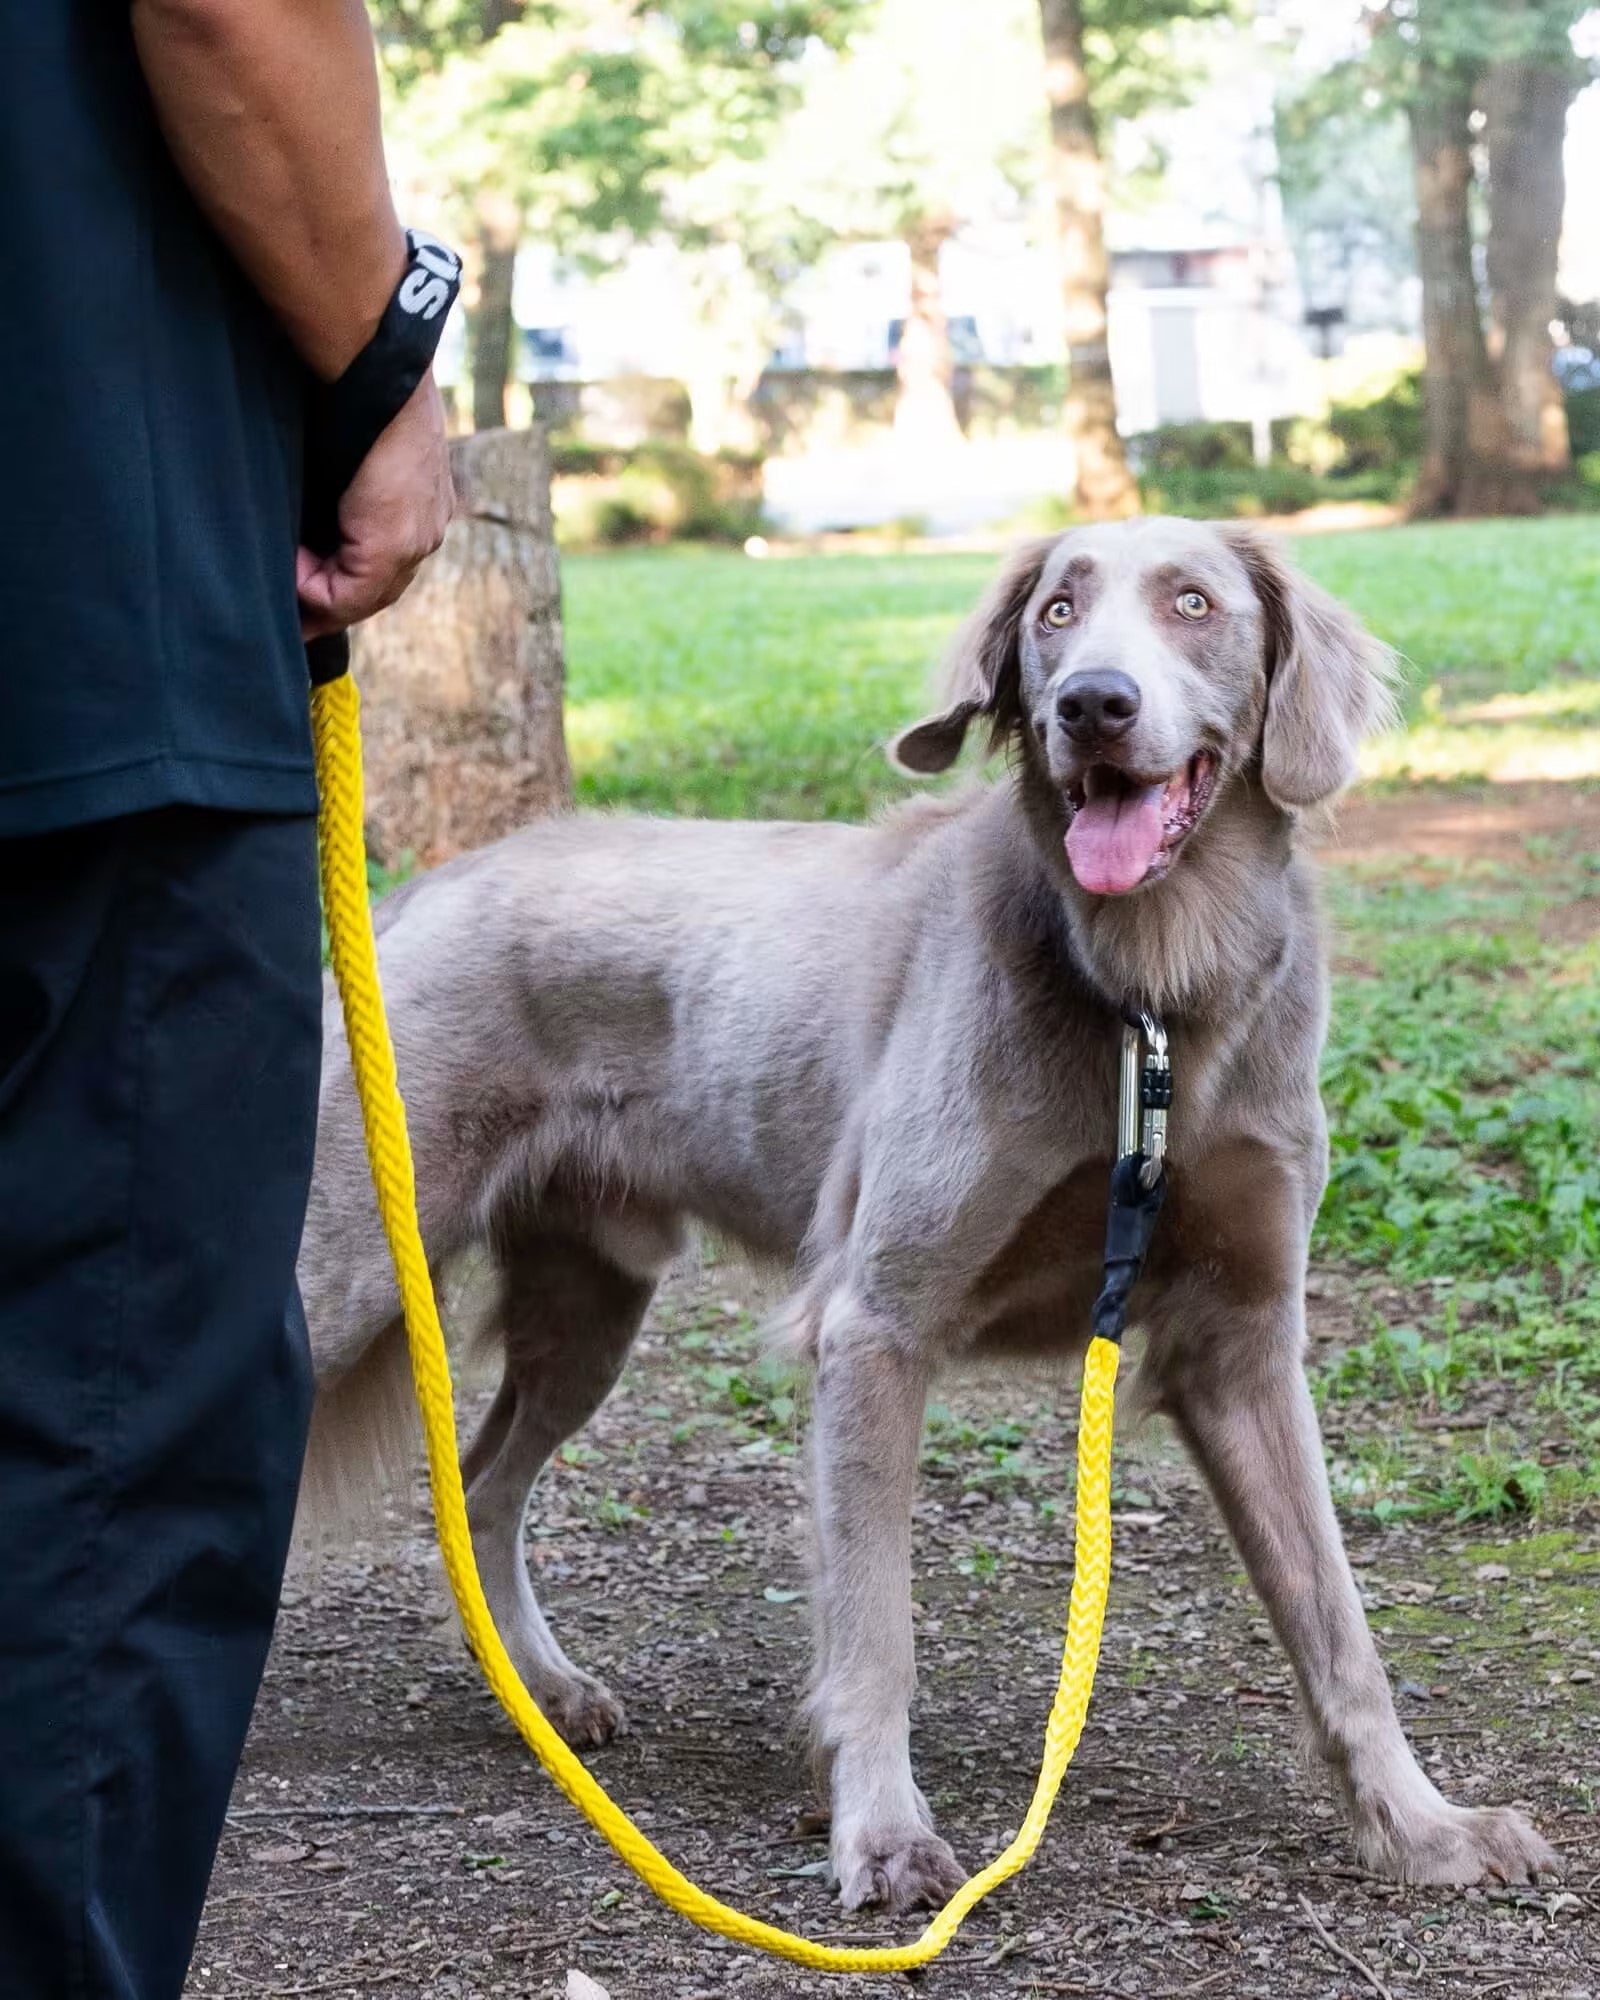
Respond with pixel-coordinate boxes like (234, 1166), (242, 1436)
(889, 536), (1055, 775)
(1224, 526), (1396, 810)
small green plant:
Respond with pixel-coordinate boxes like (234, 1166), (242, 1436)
(591, 1491), (648, 1531)
(697, 1354), (800, 1434)
(956, 1543), (1000, 1583)
(1448, 1443), (1549, 1522)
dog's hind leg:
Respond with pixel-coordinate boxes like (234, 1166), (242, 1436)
(462, 1221), (675, 1748)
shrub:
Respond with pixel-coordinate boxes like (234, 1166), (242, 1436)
(1127, 421), (1291, 474)
(1139, 463), (1325, 518)
(593, 495), (658, 545)
(633, 442), (767, 543)
(551, 441), (768, 548)
(1564, 386), (1600, 459)
(549, 440), (629, 479)
(1323, 369), (1425, 477)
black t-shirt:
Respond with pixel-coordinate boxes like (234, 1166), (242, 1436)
(0, 4), (316, 836)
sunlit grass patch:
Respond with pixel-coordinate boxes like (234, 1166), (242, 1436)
(565, 521), (1600, 820)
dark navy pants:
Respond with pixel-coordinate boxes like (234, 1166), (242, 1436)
(0, 807), (321, 1999)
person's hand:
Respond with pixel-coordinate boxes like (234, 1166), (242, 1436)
(297, 372), (454, 638)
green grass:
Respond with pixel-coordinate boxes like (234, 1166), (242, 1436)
(562, 548), (990, 820)
(1317, 850), (1600, 1525)
(561, 517), (1600, 820)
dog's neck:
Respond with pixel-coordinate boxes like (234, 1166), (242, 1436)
(1012, 758), (1303, 1021)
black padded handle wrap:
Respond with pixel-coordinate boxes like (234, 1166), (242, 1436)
(301, 229), (461, 683)
(1089, 1153), (1168, 1345)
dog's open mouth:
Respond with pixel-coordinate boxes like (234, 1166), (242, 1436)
(1063, 751), (1217, 897)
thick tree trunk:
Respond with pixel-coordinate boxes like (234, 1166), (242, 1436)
(471, 195), (521, 434)
(1408, 86), (1538, 518)
(1485, 57), (1574, 477)
(1038, 0), (1138, 520)
(892, 216), (962, 448)
(352, 427), (570, 865)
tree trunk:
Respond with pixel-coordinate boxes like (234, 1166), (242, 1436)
(351, 426), (570, 866)
(1038, 0), (1138, 520)
(471, 195), (521, 434)
(1484, 57), (1574, 477)
(1408, 85), (1538, 518)
(892, 216), (962, 448)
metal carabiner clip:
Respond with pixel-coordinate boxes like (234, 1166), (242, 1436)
(1118, 1010), (1171, 1191)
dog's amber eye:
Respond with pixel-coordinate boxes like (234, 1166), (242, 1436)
(1175, 590), (1210, 621)
(1041, 597), (1074, 629)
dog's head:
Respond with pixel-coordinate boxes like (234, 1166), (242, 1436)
(891, 519), (1394, 897)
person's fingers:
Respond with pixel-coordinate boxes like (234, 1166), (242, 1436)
(297, 547), (389, 635)
(297, 544), (433, 637)
(296, 371), (455, 637)
(296, 550), (341, 638)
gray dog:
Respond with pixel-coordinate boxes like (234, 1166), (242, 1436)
(301, 519), (1555, 1911)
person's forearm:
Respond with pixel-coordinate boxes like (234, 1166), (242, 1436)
(130, 0), (407, 380)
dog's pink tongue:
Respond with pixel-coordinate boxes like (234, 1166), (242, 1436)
(1065, 781), (1168, 895)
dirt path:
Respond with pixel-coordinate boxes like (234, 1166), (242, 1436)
(1320, 779), (1600, 873)
(192, 782), (1600, 1999)
(193, 1255), (1598, 2000)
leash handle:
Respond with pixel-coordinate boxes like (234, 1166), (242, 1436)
(299, 229), (464, 688)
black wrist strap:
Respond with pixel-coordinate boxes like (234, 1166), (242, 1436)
(302, 228), (463, 686)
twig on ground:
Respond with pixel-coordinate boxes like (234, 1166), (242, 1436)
(263, 1973), (405, 1997)
(1297, 1892), (1393, 2000)
(227, 1804), (464, 1823)
(1132, 1808), (1259, 1846)
(1018, 1985), (1116, 1997)
(982, 1932), (1032, 1967)
(1150, 1972), (1233, 1999)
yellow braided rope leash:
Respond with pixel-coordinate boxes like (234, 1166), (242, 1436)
(312, 669), (1120, 1973)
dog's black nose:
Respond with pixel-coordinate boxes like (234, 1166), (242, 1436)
(1056, 670), (1141, 745)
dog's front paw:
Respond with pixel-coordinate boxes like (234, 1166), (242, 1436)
(1367, 1803), (1557, 1887)
(539, 1670), (626, 1749)
(833, 1825), (965, 1914)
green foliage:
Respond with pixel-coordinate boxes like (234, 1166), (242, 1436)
(923, 1408), (1045, 1492)
(765, 0), (1244, 253)
(553, 441), (767, 545)
(1274, 73), (1415, 322)
(1318, 898), (1600, 1284)
(1137, 463), (1327, 519)
(1323, 370), (1426, 477)
(1079, 0), (1246, 126)
(1565, 388), (1600, 460)
(1366, 0), (1593, 93)
(1274, 0), (1594, 353)
(1124, 379), (1428, 514)
(374, 1), (868, 248)
(1128, 421), (1292, 473)
(1316, 853), (1600, 1523)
